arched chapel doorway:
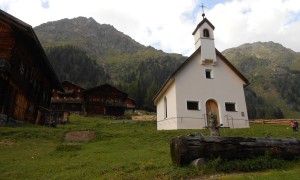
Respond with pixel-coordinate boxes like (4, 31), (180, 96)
(206, 99), (220, 125)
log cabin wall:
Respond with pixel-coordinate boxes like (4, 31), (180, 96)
(0, 18), (14, 114)
(0, 10), (62, 124)
(126, 98), (136, 110)
(51, 81), (85, 113)
(51, 82), (136, 117)
(84, 84), (129, 116)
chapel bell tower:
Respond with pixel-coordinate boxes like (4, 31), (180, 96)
(192, 12), (217, 65)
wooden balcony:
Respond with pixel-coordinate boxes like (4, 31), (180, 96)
(51, 98), (135, 109)
(86, 100), (125, 107)
(87, 101), (135, 109)
(51, 97), (83, 104)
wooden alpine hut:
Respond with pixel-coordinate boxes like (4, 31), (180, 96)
(0, 10), (63, 124)
(84, 84), (134, 116)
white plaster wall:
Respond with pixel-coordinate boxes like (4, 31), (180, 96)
(212, 56), (249, 128)
(194, 28), (201, 49)
(194, 22), (215, 50)
(156, 82), (178, 130)
(174, 53), (249, 129)
(200, 39), (217, 63)
(174, 53), (209, 129)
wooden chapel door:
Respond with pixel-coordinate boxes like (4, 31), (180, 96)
(206, 100), (220, 125)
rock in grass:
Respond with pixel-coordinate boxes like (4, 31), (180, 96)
(64, 131), (96, 142)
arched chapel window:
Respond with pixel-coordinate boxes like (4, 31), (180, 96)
(164, 97), (167, 118)
(203, 29), (210, 38)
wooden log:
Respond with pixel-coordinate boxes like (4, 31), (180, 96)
(170, 133), (300, 166)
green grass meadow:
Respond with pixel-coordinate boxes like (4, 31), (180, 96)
(0, 115), (300, 179)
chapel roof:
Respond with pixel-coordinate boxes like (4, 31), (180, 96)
(153, 46), (250, 104)
(192, 17), (215, 35)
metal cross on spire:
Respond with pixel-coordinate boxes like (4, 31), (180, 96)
(200, 3), (206, 19)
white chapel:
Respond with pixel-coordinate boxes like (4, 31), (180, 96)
(153, 15), (250, 130)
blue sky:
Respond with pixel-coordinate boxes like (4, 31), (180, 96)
(1, 0), (300, 56)
(41, 0), (49, 9)
(205, 0), (230, 9)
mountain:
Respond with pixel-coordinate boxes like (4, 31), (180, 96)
(223, 41), (300, 118)
(34, 17), (145, 59)
(34, 17), (185, 110)
(34, 17), (300, 118)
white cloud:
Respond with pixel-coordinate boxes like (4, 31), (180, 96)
(1, 0), (300, 56)
(207, 0), (300, 52)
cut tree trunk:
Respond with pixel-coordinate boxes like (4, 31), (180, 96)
(170, 133), (300, 166)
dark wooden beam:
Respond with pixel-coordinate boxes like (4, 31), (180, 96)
(170, 133), (300, 166)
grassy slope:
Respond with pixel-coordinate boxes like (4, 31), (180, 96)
(0, 115), (300, 179)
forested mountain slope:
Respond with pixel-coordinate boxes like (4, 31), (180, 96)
(223, 42), (300, 118)
(45, 45), (109, 88)
(35, 17), (300, 118)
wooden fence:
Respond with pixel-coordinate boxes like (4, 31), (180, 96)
(131, 116), (299, 125)
(250, 119), (299, 125)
